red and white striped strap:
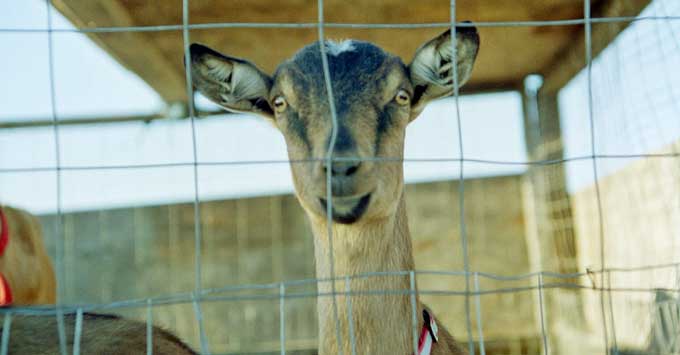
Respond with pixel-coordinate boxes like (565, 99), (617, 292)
(0, 207), (11, 306)
(415, 310), (439, 355)
(0, 274), (12, 306)
(0, 207), (8, 257)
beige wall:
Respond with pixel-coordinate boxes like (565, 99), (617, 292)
(514, 140), (680, 355)
(40, 175), (537, 354)
(408, 177), (537, 343)
(570, 143), (680, 352)
(37, 153), (679, 355)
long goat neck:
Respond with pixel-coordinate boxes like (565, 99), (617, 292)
(308, 193), (422, 355)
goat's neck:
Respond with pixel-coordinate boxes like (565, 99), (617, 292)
(309, 195), (420, 355)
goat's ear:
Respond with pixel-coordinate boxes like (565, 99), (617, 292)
(189, 43), (274, 119)
(408, 24), (480, 117)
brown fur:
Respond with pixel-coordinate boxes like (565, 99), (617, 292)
(2, 313), (197, 355)
(309, 197), (467, 354)
(0, 207), (197, 354)
(0, 205), (56, 305)
(190, 25), (480, 354)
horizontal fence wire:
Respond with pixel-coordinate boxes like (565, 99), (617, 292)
(1, 153), (680, 174)
(1, 16), (680, 33)
(1, 263), (678, 317)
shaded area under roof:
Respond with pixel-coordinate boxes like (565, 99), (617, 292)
(52, 0), (650, 106)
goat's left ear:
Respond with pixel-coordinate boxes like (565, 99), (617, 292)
(408, 24), (480, 117)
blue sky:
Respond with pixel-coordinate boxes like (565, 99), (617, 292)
(1, 0), (679, 214)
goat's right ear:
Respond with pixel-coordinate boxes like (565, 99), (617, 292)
(188, 43), (274, 119)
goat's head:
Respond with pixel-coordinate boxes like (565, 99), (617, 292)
(189, 26), (479, 225)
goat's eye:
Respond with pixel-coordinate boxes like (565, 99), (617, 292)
(273, 96), (288, 113)
(394, 89), (410, 106)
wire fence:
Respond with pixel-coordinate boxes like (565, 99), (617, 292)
(1, 0), (680, 354)
(2, 16), (680, 33)
(3, 264), (679, 315)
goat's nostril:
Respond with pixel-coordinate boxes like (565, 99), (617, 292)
(326, 162), (361, 177)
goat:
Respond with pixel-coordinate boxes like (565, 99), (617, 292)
(189, 24), (480, 354)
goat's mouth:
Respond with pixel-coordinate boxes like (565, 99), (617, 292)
(319, 193), (371, 224)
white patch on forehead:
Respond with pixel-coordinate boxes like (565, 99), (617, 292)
(325, 40), (356, 56)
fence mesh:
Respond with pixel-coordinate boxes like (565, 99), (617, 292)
(1, 0), (680, 354)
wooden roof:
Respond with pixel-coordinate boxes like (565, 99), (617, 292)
(53, 0), (650, 106)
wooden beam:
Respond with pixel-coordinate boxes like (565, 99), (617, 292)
(51, 0), (188, 103)
(541, 0), (652, 93)
(46, 0), (650, 103)
(0, 110), (223, 129)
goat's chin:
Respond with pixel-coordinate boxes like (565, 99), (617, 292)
(318, 193), (372, 225)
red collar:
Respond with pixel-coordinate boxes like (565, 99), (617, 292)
(414, 310), (439, 355)
(0, 207), (8, 257)
(0, 207), (12, 305)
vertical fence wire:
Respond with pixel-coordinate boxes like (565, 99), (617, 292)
(182, 0), (203, 298)
(44, 1), (68, 354)
(279, 283), (286, 355)
(449, 1), (474, 354)
(607, 270), (619, 354)
(181, 0), (210, 353)
(473, 272), (486, 355)
(72, 308), (83, 355)
(146, 299), (154, 355)
(345, 276), (357, 355)
(410, 271), (419, 355)
(192, 294), (210, 355)
(316, 0), (344, 353)
(0, 313), (11, 355)
(537, 273), (549, 355)
(584, 0), (611, 352)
